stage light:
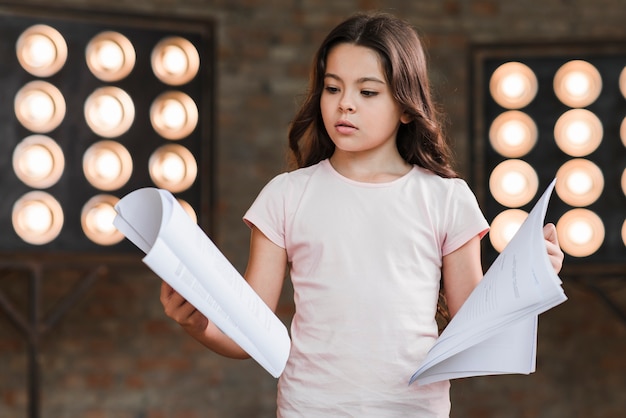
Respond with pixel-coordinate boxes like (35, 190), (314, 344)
(12, 134), (64, 189)
(2, 11), (216, 418)
(489, 159), (538, 207)
(554, 109), (603, 157)
(86, 31), (135, 82)
(151, 36), (200, 86)
(555, 159), (604, 207)
(489, 62), (538, 109)
(149, 144), (198, 193)
(81, 194), (123, 246)
(489, 110), (537, 158)
(16, 24), (67, 77)
(488, 209), (528, 253)
(472, 43), (626, 269)
(12, 191), (64, 246)
(1, 7), (214, 255)
(82, 140), (133, 191)
(14, 80), (66, 133)
(553, 60), (602, 108)
(84, 86), (135, 138)
(150, 91), (199, 140)
(556, 208), (605, 257)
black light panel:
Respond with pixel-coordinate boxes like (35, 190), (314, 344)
(0, 6), (215, 254)
(471, 43), (626, 271)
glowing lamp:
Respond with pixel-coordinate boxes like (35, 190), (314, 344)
(489, 110), (537, 158)
(488, 209), (528, 253)
(12, 135), (64, 189)
(554, 109), (603, 157)
(554, 60), (602, 108)
(16, 24), (67, 77)
(489, 159), (539, 208)
(81, 195), (124, 246)
(151, 36), (200, 86)
(557, 208), (605, 257)
(82, 140), (133, 191)
(12, 191), (64, 245)
(150, 91), (199, 140)
(555, 159), (604, 207)
(86, 31), (136, 82)
(84, 86), (135, 138)
(149, 144), (197, 193)
(489, 62), (538, 109)
(14, 80), (66, 133)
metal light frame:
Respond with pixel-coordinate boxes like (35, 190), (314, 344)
(0, 4), (216, 257)
(0, 5), (216, 418)
(471, 41), (626, 323)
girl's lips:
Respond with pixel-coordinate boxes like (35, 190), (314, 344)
(335, 120), (357, 134)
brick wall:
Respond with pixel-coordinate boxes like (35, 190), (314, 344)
(1, 0), (625, 417)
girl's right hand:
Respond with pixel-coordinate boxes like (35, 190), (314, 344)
(160, 281), (209, 337)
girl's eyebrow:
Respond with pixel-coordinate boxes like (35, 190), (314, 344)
(324, 73), (386, 84)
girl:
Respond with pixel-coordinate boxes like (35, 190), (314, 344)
(161, 12), (564, 417)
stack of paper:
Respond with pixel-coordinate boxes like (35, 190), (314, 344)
(113, 188), (291, 378)
(410, 179), (567, 386)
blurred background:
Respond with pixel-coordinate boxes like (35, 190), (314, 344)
(0, 0), (624, 417)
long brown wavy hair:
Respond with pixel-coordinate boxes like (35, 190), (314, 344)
(288, 12), (458, 181)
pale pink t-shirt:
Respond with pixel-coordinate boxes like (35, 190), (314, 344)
(244, 159), (489, 417)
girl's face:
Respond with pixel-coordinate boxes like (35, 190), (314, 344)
(321, 43), (409, 160)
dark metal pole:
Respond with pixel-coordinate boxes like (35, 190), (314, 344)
(0, 261), (106, 418)
(27, 337), (40, 418)
(28, 263), (41, 418)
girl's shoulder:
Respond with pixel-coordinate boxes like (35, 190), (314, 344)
(270, 160), (326, 185)
(409, 166), (479, 208)
(411, 165), (471, 190)
(259, 160), (326, 196)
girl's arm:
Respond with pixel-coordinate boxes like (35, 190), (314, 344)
(160, 226), (288, 359)
(442, 235), (483, 318)
(442, 223), (564, 318)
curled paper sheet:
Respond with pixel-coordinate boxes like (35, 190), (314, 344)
(410, 179), (567, 386)
(114, 187), (291, 378)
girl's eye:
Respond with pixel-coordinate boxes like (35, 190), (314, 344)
(361, 90), (378, 97)
(325, 86), (339, 94)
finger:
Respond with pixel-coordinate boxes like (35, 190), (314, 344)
(160, 282), (189, 307)
(173, 301), (199, 322)
(160, 281), (186, 309)
(160, 281), (174, 302)
(188, 308), (209, 326)
(183, 308), (210, 332)
(163, 296), (198, 323)
(544, 238), (564, 273)
(543, 223), (559, 245)
(160, 282), (193, 316)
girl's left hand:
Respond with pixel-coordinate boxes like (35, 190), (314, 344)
(543, 223), (564, 274)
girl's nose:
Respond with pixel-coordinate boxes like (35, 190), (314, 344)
(339, 95), (355, 113)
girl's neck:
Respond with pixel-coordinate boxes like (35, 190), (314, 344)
(329, 152), (412, 183)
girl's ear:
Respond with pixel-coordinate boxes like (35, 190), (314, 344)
(400, 112), (412, 124)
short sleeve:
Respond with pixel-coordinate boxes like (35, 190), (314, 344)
(441, 179), (490, 256)
(243, 173), (289, 249)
